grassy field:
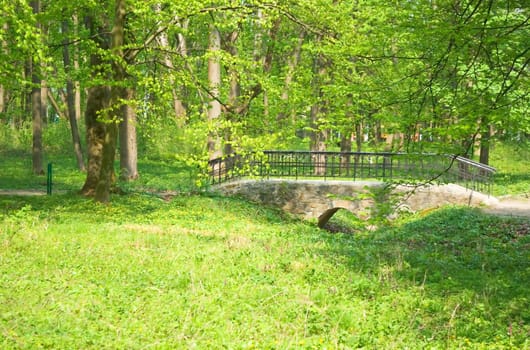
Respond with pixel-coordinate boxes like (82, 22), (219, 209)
(1, 192), (529, 349)
(1, 135), (529, 348)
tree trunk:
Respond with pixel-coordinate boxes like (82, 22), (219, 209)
(119, 86), (138, 180)
(81, 85), (110, 196)
(81, 11), (114, 199)
(80, 0), (128, 202)
(0, 84), (4, 117)
(62, 19), (86, 171)
(31, 63), (44, 175)
(93, 0), (127, 202)
(207, 24), (222, 162)
(277, 30), (305, 122)
(479, 118), (492, 165)
(47, 90), (66, 119)
(0, 23), (7, 118)
(30, 0), (44, 175)
(40, 79), (48, 125)
(340, 134), (352, 175)
(309, 47), (328, 176)
(309, 104), (327, 176)
(95, 112), (118, 203)
(155, 4), (186, 122)
(72, 14), (82, 122)
(222, 29), (241, 157)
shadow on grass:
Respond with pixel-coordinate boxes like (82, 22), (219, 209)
(315, 207), (530, 337)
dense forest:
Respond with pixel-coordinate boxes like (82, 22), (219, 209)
(1, 0), (528, 201)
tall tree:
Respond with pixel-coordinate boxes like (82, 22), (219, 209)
(62, 17), (85, 171)
(207, 22), (222, 162)
(30, 0), (44, 175)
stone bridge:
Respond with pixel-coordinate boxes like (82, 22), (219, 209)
(213, 179), (498, 227)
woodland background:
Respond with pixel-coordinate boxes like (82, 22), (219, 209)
(0, 0), (528, 201)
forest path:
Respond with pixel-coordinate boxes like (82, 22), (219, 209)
(481, 196), (530, 218)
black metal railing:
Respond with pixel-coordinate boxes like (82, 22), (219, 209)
(208, 151), (496, 194)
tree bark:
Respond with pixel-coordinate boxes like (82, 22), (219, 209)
(62, 18), (86, 171)
(81, 85), (110, 196)
(119, 86), (138, 180)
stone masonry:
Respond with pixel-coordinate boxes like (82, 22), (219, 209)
(213, 179), (499, 227)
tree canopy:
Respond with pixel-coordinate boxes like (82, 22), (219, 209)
(1, 0), (528, 201)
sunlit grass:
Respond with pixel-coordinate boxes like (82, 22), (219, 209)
(490, 141), (530, 197)
(1, 194), (529, 348)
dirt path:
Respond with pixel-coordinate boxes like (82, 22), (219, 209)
(0, 189), (46, 196)
(481, 196), (530, 218)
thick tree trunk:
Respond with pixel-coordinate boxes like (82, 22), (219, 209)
(62, 19), (86, 171)
(81, 85), (110, 196)
(93, 0), (127, 203)
(119, 86), (138, 180)
(95, 114), (118, 203)
(207, 24), (222, 162)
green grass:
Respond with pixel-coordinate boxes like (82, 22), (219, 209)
(490, 141), (530, 197)
(1, 193), (529, 349)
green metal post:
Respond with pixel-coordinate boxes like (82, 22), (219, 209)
(47, 162), (52, 195)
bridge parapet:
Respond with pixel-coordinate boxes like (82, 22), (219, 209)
(209, 151), (496, 194)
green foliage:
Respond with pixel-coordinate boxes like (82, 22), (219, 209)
(1, 194), (528, 348)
